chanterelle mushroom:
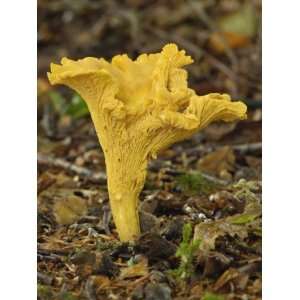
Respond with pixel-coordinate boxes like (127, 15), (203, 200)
(48, 44), (247, 241)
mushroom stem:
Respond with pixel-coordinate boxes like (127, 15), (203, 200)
(109, 192), (140, 241)
(104, 150), (147, 241)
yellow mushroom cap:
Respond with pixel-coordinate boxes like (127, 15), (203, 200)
(48, 43), (246, 145)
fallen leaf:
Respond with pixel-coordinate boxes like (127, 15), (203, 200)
(53, 196), (87, 225)
(193, 219), (248, 252)
(91, 275), (111, 289)
(197, 146), (235, 177)
(209, 3), (258, 53)
(214, 268), (241, 291)
(202, 122), (237, 142)
(209, 31), (251, 53)
(213, 267), (250, 292)
(119, 256), (149, 279)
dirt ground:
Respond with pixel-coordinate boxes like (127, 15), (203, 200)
(38, 1), (262, 299)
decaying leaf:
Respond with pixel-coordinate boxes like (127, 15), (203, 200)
(194, 180), (261, 251)
(90, 275), (111, 290)
(209, 31), (251, 53)
(197, 146), (235, 178)
(119, 256), (149, 279)
(202, 122), (237, 142)
(213, 267), (249, 292)
(209, 3), (258, 53)
(53, 196), (87, 225)
(193, 218), (249, 252)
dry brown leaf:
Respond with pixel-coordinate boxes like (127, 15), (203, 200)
(209, 31), (251, 53)
(194, 220), (248, 252)
(53, 196), (87, 225)
(194, 195), (260, 252)
(203, 122), (237, 142)
(91, 275), (111, 289)
(119, 256), (149, 279)
(214, 268), (241, 291)
(197, 146), (235, 177)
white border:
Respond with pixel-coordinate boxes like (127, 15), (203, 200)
(1, 1), (300, 299)
(0, 0), (37, 299)
(263, 1), (300, 299)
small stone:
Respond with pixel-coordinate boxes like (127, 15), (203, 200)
(144, 283), (171, 300)
(139, 210), (159, 234)
(140, 196), (158, 214)
(183, 204), (193, 214)
(137, 233), (176, 262)
(198, 213), (207, 221)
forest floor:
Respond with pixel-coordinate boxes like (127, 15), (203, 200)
(38, 1), (261, 299)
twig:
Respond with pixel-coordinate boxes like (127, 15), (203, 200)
(185, 143), (262, 156)
(205, 52), (237, 79)
(37, 246), (70, 256)
(37, 253), (62, 263)
(84, 278), (97, 300)
(201, 172), (229, 186)
(38, 142), (260, 190)
(37, 153), (107, 183)
(160, 165), (228, 186)
(231, 142), (262, 154)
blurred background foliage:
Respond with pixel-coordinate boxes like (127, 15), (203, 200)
(38, 0), (261, 122)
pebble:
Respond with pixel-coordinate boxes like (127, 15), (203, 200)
(144, 283), (172, 300)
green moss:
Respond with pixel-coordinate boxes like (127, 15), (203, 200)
(229, 213), (257, 225)
(171, 223), (201, 280)
(37, 285), (79, 300)
(56, 291), (79, 300)
(176, 171), (218, 196)
(37, 284), (54, 300)
(96, 239), (122, 251)
(202, 292), (225, 300)
(49, 91), (89, 119)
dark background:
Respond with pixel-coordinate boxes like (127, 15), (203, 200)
(38, 0), (261, 102)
